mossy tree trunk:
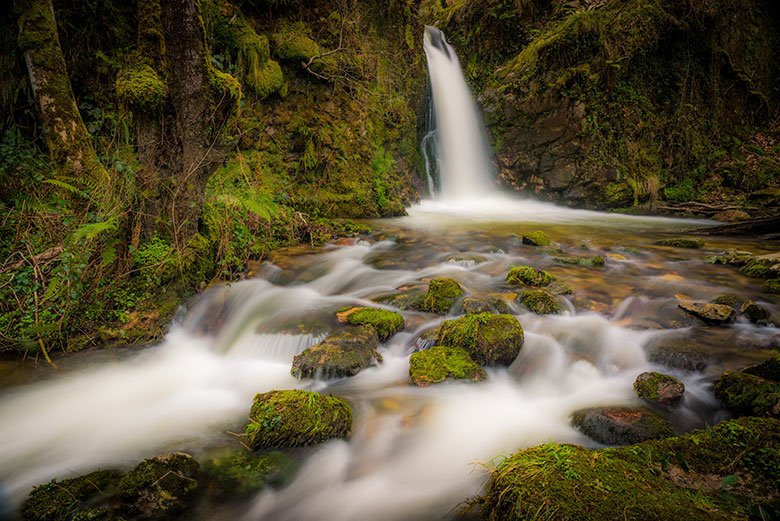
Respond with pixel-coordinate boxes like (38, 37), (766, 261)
(16, 0), (107, 184)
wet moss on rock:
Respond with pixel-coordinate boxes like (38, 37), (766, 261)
(411, 278), (464, 314)
(517, 289), (561, 315)
(714, 371), (780, 418)
(408, 345), (487, 386)
(633, 371), (685, 406)
(438, 313), (524, 366)
(742, 354), (780, 381)
(117, 453), (200, 520)
(647, 340), (710, 372)
(506, 265), (554, 287)
(200, 448), (293, 499)
(763, 279), (780, 294)
(291, 327), (381, 379)
(740, 300), (769, 323)
(521, 230), (550, 246)
(22, 470), (122, 521)
(552, 255), (605, 267)
(344, 307), (404, 341)
(654, 238), (705, 249)
(243, 390), (352, 450)
(462, 297), (493, 315)
(740, 261), (774, 279)
(711, 293), (746, 307)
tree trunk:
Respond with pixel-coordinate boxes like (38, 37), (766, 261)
(16, 0), (106, 183)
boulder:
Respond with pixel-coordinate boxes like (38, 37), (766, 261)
(410, 278), (464, 314)
(654, 238), (705, 249)
(552, 255), (605, 267)
(22, 470), (122, 521)
(438, 313), (524, 366)
(462, 297), (493, 315)
(676, 299), (736, 324)
(506, 265), (555, 287)
(633, 372), (685, 407)
(710, 293), (746, 307)
(646, 339), (710, 372)
(714, 369), (780, 418)
(742, 354), (780, 381)
(243, 390), (352, 450)
(521, 230), (550, 246)
(291, 327), (380, 379)
(740, 300), (770, 323)
(117, 453), (200, 520)
(409, 345), (487, 386)
(339, 307), (404, 341)
(517, 289), (561, 315)
(571, 406), (674, 445)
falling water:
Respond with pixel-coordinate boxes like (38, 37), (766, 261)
(423, 26), (495, 199)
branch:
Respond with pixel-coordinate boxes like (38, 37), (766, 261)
(0, 245), (64, 274)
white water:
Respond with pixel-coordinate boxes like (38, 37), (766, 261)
(423, 26), (495, 199)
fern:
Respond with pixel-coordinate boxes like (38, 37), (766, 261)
(70, 218), (118, 244)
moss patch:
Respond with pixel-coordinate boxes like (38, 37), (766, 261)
(517, 289), (561, 315)
(506, 265), (555, 287)
(22, 470), (122, 521)
(633, 371), (685, 406)
(344, 307), (404, 341)
(764, 279), (780, 294)
(571, 406), (674, 446)
(243, 390), (352, 450)
(115, 63), (167, 108)
(117, 453), (200, 519)
(200, 448), (293, 499)
(521, 230), (550, 246)
(714, 371), (780, 417)
(409, 345), (487, 386)
(438, 313), (524, 366)
(412, 278), (464, 314)
(654, 238), (705, 249)
(553, 255), (605, 267)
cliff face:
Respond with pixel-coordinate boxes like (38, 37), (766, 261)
(420, 0), (780, 213)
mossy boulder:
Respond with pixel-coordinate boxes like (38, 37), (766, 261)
(705, 249), (754, 266)
(571, 407), (674, 445)
(291, 327), (380, 379)
(764, 279), (780, 294)
(408, 345), (487, 386)
(633, 372), (685, 407)
(521, 230), (550, 246)
(654, 238), (705, 249)
(714, 371), (780, 418)
(117, 453), (200, 520)
(481, 417), (780, 521)
(552, 255), (605, 267)
(548, 281), (573, 295)
(22, 470), (122, 521)
(341, 307), (404, 341)
(438, 313), (524, 366)
(646, 339), (710, 372)
(740, 300), (770, 323)
(200, 448), (293, 499)
(411, 278), (464, 314)
(677, 299), (736, 324)
(517, 289), (561, 315)
(711, 293), (747, 307)
(461, 297), (492, 315)
(506, 265), (554, 287)
(243, 390), (352, 450)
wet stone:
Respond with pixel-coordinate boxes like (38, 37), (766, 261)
(633, 371), (685, 407)
(677, 300), (736, 324)
(291, 327), (381, 379)
(571, 406), (674, 445)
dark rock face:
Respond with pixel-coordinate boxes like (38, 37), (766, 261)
(291, 327), (381, 379)
(571, 406), (674, 445)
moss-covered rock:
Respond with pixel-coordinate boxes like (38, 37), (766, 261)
(272, 22), (321, 62)
(117, 453), (200, 520)
(461, 297), (493, 315)
(411, 278), (464, 314)
(517, 289), (561, 315)
(342, 307), (404, 341)
(547, 281), (573, 295)
(115, 64), (167, 108)
(70, 508), (125, 521)
(741, 261), (774, 278)
(200, 448), (293, 499)
(552, 255), (605, 267)
(291, 327), (381, 379)
(633, 371), (685, 407)
(654, 238), (705, 249)
(646, 340), (710, 372)
(571, 406), (674, 445)
(438, 313), (524, 366)
(714, 371), (780, 418)
(740, 300), (770, 323)
(742, 354), (780, 381)
(243, 390), (352, 450)
(521, 230), (550, 246)
(22, 470), (122, 521)
(711, 293), (747, 307)
(408, 345), (487, 386)
(481, 417), (780, 521)
(506, 265), (554, 287)
(764, 278), (780, 294)
(677, 299), (736, 324)
(705, 249), (754, 266)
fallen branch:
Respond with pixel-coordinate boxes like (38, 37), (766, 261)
(0, 245), (64, 274)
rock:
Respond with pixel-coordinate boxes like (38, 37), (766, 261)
(714, 370), (780, 418)
(710, 293), (746, 307)
(117, 453), (200, 520)
(633, 372), (685, 407)
(408, 345), (487, 386)
(740, 261), (774, 278)
(243, 390), (352, 450)
(414, 326), (440, 351)
(488, 295), (513, 314)
(445, 253), (489, 267)
(712, 209), (751, 222)
(705, 249), (753, 266)
(291, 327), (380, 379)
(676, 299), (736, 324)
(764, 279), (780, 294)
(606, 252), (628, 261)
(742, 354), (780, 381)
(571, 407), (674, 445)
(548, 281), (574, 295)
(517, 289), (561, 314)
(740, 300), (770, 323)
(654, 238), (705, 249)
(506, 265), (555, 287)
(410, 278), (464, 314)
(341, 307), (404, 340)
(462, 297), (493, 315)
(480, 417), (780, 521)
(438, 313), (524, 366)
(552, 255), (605, 267)
(646, 340), (709, 371)
(200, 448), (293, 500)
(22, 470), (122, 521)
(521, 230), (550, 246)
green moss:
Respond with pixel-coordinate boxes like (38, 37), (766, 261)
(209, 68), (242, 105)
(654, 238), (705, 249)
(742, 354), (780, 382)
(291, 327), (381, 379)
(553, 255), (605, 267)
(22, 470), (122, 521)
(409, 345), (487, 386)
(711, 293), (746, 307)
(481, 417), (780, 521)
(713, 371), (780, 417)
(521, 231), (550, 246)
(200, 448), (293, 499)
(70, 508), (125, 521)
(764, 279), (780, 294)
(741, 261), (774, 279)
(272, 22), (321, 62)
(344, 307), (404, 341)
(633, 371), (685, 406)
(517, 289), (561, 315)
(116, 64), (167, 108)
(740, 300), (769, 323)
(117, 453), (200, 519)
(548, 281), (574, 295)
(243, 390), (352, 450)
(248, 59), (284, 99)
(506, 265), (555, 287)
(412, 278), (464, 314)
(438, 313), (524, 366)
(462, 297), (493, 315)
(705, 250), (754, 266)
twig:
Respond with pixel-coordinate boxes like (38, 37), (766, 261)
(0, 246), (64, 274)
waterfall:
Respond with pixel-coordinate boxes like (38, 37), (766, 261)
(423, 26), (495, 199)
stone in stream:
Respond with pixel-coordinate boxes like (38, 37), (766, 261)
(548, 281), (574, 295)
(633, 371), (685, 407)
(437, 313), (524, 366)
(410, 277), (464, 314)
(711, 293), (746, 307)
(516, 289), (561, 315)
(714, 356), (780, 418)
(740, 300), (770, 323)
(445, 253), (490, 266)
(408, 345), (487, 386)
(506, 265), (555, 287)
(676, 299), (736, 324)
(646, 339), (710, 372)
(521, 230), (550, 246)
(653, 238), (705, 249)
(462, 297), (492, 315)
(22, 469), (123, 521)
(337, 306), (404, 341)
(291, 327), (381, 379)
(571, 406), (674, 445)
(705, 249), (754, 266)
(243, 390), (352, 450)
(764, 279), (780, 294)
(200, 448), (294, 500)
(552, 255), (605, 267)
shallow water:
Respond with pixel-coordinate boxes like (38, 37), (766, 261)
(0, 197), (778, 520)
